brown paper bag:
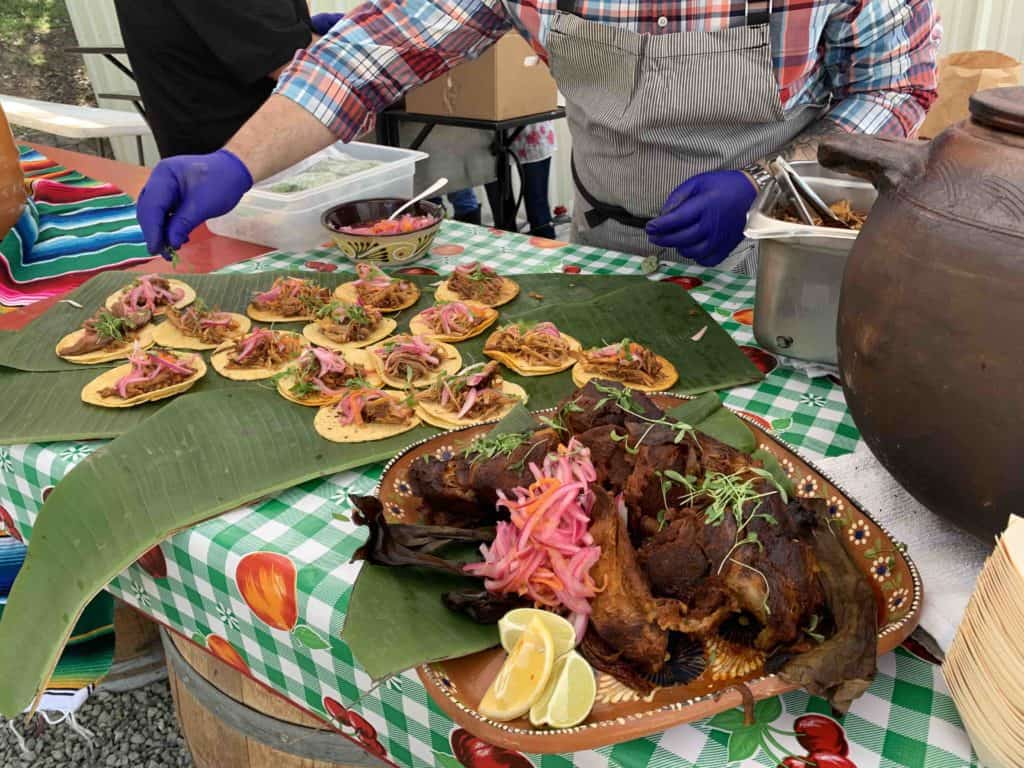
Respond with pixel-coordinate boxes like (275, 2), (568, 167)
(919, 51), (1022, 138)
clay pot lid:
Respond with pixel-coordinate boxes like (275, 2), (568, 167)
(970, 86), (1024, 135)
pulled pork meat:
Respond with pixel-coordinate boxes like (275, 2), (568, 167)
(446, 262), (506, 304)
(226, 329), (304, 369)
(115, 275), (184, 314)
(484, 322), (573, 367)
(418, 362), (519, 420)
(167, 304), (241, 345)
(335, 389), (415, 427)
(418, 302), (490, 337)
(778, 199), (867, 230)
(373, 334), (445, 381)
(251, 277), (330, 317)
(578, 340), (664, 387)
(352, 263), (417, 309)
(99, 349), (197, 399)
(316, 301), (383, 344)
(59, 307), (147, 357)
(290, 347), (368, 398)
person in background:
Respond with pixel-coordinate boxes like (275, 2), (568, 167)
(136, 0), (939, 271)
(443, 121), (557, 238)
(113, 1), (340, 158)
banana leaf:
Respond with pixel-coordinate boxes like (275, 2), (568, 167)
(0, 386), (439, 716)
(0, 271), (760, 444)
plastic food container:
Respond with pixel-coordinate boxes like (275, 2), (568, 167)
(207, 142), (428, 252)
(744, 162), (877, 365)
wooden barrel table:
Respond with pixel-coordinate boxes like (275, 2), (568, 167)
(161, 629), (384, 768)
(104, 600), (167, 691)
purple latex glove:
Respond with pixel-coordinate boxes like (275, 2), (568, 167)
(310, 12), (344, 35)
(136, 149), (253, 258)
(645, 170), (758, 267)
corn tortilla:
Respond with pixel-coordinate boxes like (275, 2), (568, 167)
(483, 332), (583, 376)
(245, 304), (319, 323)
(435, 276), (519, 308)
(104, 279), (195, 315)
(276, 375), (346, 407)
(570, 355), (679, 392)
(367, 338), (462, 388)
(408, 302), (499, 342)
(55, 325), (156, 364)
(210, 331), (307, 381)
(314, 391), (421, 443)
(152, 313), (251, 351)
(333, 280), (420, 312)
(81, 354), (206, 408)
(415, 381), (528, 429)
(301, 316), (397, 351)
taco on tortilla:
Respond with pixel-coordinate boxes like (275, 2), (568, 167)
(81, 346), (206, 408)
(314, 388), (420, 443)
(571, 338), (678, 392)
(247, 276), (331, 322)
(415, 361), (527, 429)
(153, 300), (251, 350)
(277, 346), (381, 407)
(435, 262), (518, 307)
(408, 300), (498, 342)
(367, 334), (462, 388)
(334, 263), (420, 312)
(483, 321), (582, 376)
(302, 299), (396, 351)
(56, 306), (155, 364)
(105, 275), (195, 317)
(211, 328), (306, 380)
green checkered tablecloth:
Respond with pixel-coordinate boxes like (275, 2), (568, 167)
(0, 222), (977, 768)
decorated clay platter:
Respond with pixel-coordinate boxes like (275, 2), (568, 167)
(376, 395), (922, 753)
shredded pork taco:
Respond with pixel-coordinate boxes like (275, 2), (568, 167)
(302, 300), (396, 351)
(368, 334), (462, 388)
(153, 301), (251, 350)
(571, 338), (678, 391)
(314, 388), (420, 443)
(334, 263), (420, 312)
(105, 275), (195, 316)
(408, 300), (498, 342)
(415, 361), (527, 428)
(56, 305), (156, 364)
(277, 347), (380, 407)
(246, 277), (331, 322)
(483, 321), (582, 376)
(436, 262), (519, 307)
(211, 328), (306, 380)
(81, 346), (206, 407)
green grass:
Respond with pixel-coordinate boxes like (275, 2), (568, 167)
(0, 0), (69, 39)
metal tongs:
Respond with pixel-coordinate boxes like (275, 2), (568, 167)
(768, 156), (852, 230)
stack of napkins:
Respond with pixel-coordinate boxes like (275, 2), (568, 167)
(944, 515), (1024, 768)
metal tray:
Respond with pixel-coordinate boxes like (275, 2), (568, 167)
(744, 162), (877, 364)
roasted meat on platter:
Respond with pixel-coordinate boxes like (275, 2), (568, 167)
(364, 380), (876, 711)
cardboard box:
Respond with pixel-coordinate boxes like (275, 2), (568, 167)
(404, 34), (558, 121)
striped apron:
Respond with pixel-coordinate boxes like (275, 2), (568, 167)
(545, 0), (826, 271)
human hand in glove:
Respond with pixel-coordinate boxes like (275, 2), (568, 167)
(136, 149), (253, 258)
(310, 12), (344, 35)
(645, 170), (758, 267)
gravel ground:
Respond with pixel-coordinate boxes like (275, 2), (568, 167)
(0, 681), (193, 768)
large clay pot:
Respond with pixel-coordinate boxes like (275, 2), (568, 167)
(0, 103), (27, 242)
(819, 87), (1024, 541)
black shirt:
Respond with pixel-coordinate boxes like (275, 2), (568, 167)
(114, 0), (312, 158)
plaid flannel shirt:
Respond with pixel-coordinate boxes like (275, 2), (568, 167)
(275, 0), (939, 145)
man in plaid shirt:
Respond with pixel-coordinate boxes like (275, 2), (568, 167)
(138, 0), (939, 268)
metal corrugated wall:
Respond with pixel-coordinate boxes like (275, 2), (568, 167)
(63, 0), (1023, 210)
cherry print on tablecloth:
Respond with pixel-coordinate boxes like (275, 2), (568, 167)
(324, 697), (389, 760)
(661, 275), (704, 290)
(740, 345), (779, 375)
(305, 260), (338, 272)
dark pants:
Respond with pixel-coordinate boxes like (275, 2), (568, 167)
(436, 158), (555, 238)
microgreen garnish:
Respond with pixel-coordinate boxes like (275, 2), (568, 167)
(802, 614), (825, 644)
(93, 310), (127, 343)
(592, 381), (637, 411)
(345, 303), (371, 325)
(537, 397), (584, 435)
(463, 432), (530, 462)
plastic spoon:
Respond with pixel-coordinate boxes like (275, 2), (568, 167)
(388, 177), (449, 220)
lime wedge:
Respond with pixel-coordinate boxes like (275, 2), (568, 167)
(479, 617), (555, 721)
(529, 650), (596, 729)
(499, 608), (576, 658)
